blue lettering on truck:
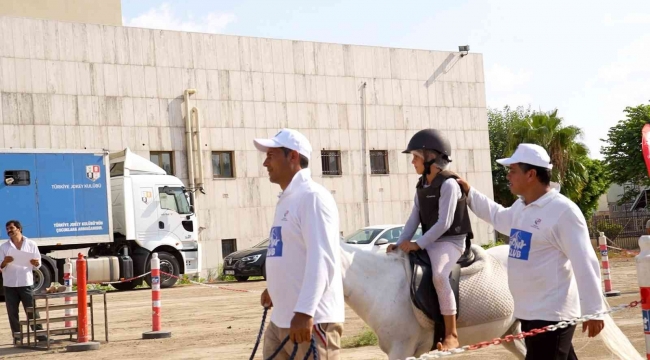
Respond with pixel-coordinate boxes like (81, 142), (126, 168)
(0, 153), (109, 240)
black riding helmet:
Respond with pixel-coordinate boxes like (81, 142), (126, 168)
(403, 129), (452, 177)
(402, 129), (452, 161)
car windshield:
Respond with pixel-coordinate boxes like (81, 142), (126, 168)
(254, 239), (269, 248)
(344, 228), (383, 244)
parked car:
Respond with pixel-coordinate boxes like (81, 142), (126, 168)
(344, 224), (423, 253)
(223, 238), (269, 282)
(223, 235), (346, 282)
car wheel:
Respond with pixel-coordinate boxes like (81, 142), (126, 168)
(235, 276), (249, 282)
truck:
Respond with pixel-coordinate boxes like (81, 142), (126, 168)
(0, 148), (201, 294)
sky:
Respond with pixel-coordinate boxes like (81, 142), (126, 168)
(121, 0), (650, 159)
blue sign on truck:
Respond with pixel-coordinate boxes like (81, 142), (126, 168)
(0, 151), (111, 243)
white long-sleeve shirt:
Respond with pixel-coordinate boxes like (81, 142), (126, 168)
(0, 237), (42, 287)
(266, 169), (345, 328)
(396, 178), (466, 251)
(467, 187), (605, 321)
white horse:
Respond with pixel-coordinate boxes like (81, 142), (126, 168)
(339, 241), (643, 360)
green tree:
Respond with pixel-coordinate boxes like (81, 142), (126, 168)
(573, 157), (611, 219)
(488, 105), (610, 217)
(487, 106), (531, 206)
(507, 109), (589, 201)
(601, 103), (650, 204)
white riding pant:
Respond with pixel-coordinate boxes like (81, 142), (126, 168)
(425, 241), (464, 316)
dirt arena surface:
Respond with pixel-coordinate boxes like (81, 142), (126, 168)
(0, 256), (645, 359)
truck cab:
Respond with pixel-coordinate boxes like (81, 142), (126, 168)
(107, 149), (201, 289)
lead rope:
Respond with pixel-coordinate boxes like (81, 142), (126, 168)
(249, 307), (270, 360)
(250, 307), (319, 360)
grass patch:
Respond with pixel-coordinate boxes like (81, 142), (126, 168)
(68, 283), (116, 292)
(480, 239), (507, 250)
(342, 326), (378, 348)
(217, 263), (236, 282)
(177, 274), (195, 285)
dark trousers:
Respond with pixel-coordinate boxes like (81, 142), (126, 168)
(4, 286), (45, 341)
(520, 319), (578, 360)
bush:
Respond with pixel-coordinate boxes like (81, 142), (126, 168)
(596, 221), (623, 240)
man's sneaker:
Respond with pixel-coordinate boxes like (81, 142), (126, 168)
(36, 336), (49, 343)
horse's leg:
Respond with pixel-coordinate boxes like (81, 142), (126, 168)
(500, 318), (526, 360)
(413, 335), (434, 358)
(376, 325), (427, 360)
(387, 341), (419, 360)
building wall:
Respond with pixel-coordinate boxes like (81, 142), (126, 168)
(0, 15), (495, 276)
(606, 183), (625, 204)
(0, 0), (122, 26)
(596, 193), (609, 215)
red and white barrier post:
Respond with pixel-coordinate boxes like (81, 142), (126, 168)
(599, 232), (621, 297)
(64, 258), (74, 328)
(637, 235), (650, 360)
(66, 254), (99, 352)
(142, 253), (171, 339)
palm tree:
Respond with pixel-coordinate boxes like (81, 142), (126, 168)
(506, 109), (589, 201)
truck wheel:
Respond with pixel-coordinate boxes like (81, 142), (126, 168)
(145, 252), (179, 288)
(235, 276), (249, 282)
(33, 265), (52, 294)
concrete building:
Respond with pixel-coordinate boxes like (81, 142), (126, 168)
(0, 0), (122, 26)
(0, 14), (495, 277)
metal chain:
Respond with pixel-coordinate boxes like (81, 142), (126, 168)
(405, 300), (642, 360)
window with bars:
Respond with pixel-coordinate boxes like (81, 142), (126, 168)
(370, 150), (389, 175)
(222, 239), (237, 258)
(212, 151), (235, 178)
(150, 151), (174, 175)
(321, 150), (342, 176)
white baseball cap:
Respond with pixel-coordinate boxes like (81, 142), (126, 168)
(253, 128), (312, 160)
(496, 143), (553, 169)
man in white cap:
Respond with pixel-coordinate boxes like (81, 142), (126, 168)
(456, 143), (605, 360)
(254, 128), (344, 359)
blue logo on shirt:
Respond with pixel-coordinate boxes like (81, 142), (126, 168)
(643, 309), (649, 333)
(509, 229), (532, 260)
(267, 226), (283, 257)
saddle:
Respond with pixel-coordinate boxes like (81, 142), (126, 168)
(408, 238), (475, 349)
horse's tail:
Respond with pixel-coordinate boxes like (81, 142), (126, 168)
(598, 295), (643, 360)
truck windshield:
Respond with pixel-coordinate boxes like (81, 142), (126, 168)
(158, 187), (192, 214)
